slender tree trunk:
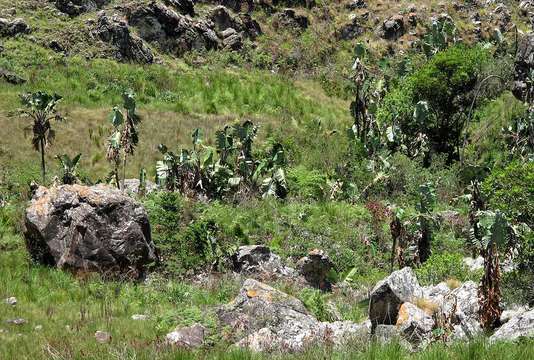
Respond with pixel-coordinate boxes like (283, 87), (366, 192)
(40, 139), (46, 184)
(114, 162), (120, 190)
(122, 156), (127, 192)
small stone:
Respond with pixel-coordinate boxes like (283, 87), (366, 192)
(166, 323), (206, 348)
(131, 314), (148, 321)
(4, 297), (17, 306)
(34, 325), (43, 331)
(95, 330), (112, 343)
(6, 318), (27, 325)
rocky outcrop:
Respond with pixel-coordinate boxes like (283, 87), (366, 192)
(396, 302), (434, 346)
(127, 2), (219, 55)
(296, 249), (333, 290)
(24, 184), (157, 277)
(513, 33), (534, 102)
(491, 308), (534, 342)
(273, 9), (308, 33)
(164, 0), (195, 16)
(0, 18), (30, 37)
(379, 15), (405, 40)
(337, 17), (364, 40)
(0, 68), (26, 85)
(217, 278), (369, 352)
(231, 245), (295, 276)
(369, 267), (423, 330)
(94, 12), (154, 64)
(121, 179), (157, 196)
(55, 0), (110, 17)
(166, 323), (206, 347)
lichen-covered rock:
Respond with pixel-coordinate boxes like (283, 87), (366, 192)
(296, 249), (333, 291)
(94, 12), (154, 63)
(396, 302), (434, 346)
(127, 2), (219, 55)
(369, 267), (423, 330)
(0, 68), (26, 85)
(490, 308), (534, 342)
(337, 16), (364, 40)
(231, 245), (295, 276)
(166, 323), (206, 348)
(218, 278), (369, 352)
(164, 0), (195, 16)
(24, 184), (157, 277)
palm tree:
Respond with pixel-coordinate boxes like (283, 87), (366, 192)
(19, 92), (64, 183)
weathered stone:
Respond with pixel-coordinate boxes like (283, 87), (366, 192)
(24, 184), (157, 277)
(346, 0), (367, 10)
(166, 323), (206, 348)
(296, 249), (333, 290)
(513, 33), (534, 102)
(95, 330), (111, 343)
(0, 18), (30, 37)
(396, 302), (434, 346)
(164, 0), (195, 16)
(463, 256), (484, 272)
(94, 12), (154, 63)
(231, 245), (295, 277)
(0, 68), (25, 85)
(491, 308), (534, 342)
(379, 15), (404, 40)
(128, 2), (219, 55)
(501, 306), (529, 324)
(4, 297), (17, 306)
(369, 267), (423, 330)
(218, 278), (369, 352)
(55, 0), (110, 17)
(273, 9), (308, 33)
(337, 17), (364, 40)
(6, 318), (26, 326)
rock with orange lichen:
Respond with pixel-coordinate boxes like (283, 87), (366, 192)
(24, 184), (157, 278)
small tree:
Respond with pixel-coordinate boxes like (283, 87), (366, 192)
(56, 153), (82, 185)
(106, 91), (140, 189)
(19, 92), (64, 183)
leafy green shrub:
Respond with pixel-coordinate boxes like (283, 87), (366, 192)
(287, 166), (327, 200)
(299, 288), (335, 322)
(416, 252), (470, 285)
(378, 45), (491, 160)
(482, 161), (534, 227)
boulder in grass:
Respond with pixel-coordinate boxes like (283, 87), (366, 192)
(490, 308), (534, 342)
(24, 184), (157, 278)
(368, 267), (423, 330)
(166, 323), (206, 348)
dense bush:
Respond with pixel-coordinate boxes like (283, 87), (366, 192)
(415, 252), (472, 286)
(378, 45), (491, 160)
(482, 161), (534, 227)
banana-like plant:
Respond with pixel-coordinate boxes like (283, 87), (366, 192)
(106, 91), (140, 189)
(421, 16), (458, 57)
(472, 210), (513, 330)
(156, 122), (288, 200)
(502, 106), (534, 161)
(416, 182), (437, 263)
(19, 91), (65, 183)
(56, 153), (82, 185)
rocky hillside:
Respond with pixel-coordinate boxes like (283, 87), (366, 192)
(0, 1), (533, 359)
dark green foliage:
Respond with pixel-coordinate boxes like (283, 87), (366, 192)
(415, 253), (471, 286)
(378, 45), (491, 161)
(56, 153), (81, 185)
(482, 161), (534, 227)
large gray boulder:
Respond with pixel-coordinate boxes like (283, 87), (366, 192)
(369, 267), (423, 330)
(491, 308), (534, 342)
(24, 184), (157, 277)
(218, 278), (369, 352)
(166, 323), (206, 347)
(94, 12), (154, 64)
(395, 302), (434, 346)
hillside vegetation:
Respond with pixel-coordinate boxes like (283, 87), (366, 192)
(1, 0), (533, 359)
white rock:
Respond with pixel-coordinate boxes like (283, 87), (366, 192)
(131, 314), (148, 321)
(4, 297), (17, 306)
(95, 331), (111, 343)
(491, 308), (534, 342)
